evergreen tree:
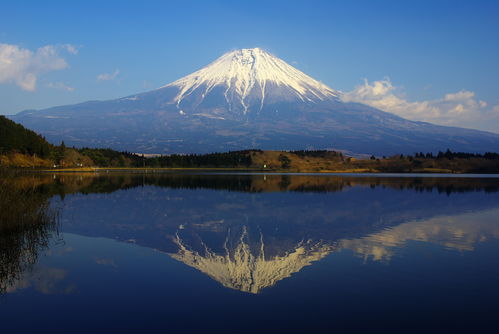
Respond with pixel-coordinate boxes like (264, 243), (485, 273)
(56, 141), (66, 165)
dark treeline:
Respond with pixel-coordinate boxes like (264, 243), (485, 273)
(0, 115), (52, 157)
(76, 148), (138, 167)
(144, 150), (255, 168)
(73, 149), (256, 168)
(412, 149), (499, 160)
(290, 150), (344, 158)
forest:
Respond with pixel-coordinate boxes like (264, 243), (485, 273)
(1, 116), (499, 173)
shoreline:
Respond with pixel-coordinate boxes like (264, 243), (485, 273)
(20, 167), (499, 176)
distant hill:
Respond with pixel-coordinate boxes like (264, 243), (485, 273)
(0, 115), (52, 158)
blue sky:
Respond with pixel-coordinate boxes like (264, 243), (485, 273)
(1, 0), (498, 131)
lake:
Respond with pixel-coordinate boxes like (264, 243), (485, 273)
(1, 172), (499, 333)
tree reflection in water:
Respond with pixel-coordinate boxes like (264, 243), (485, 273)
(0, 172), (60, 294)
(1, 172), (499, 294)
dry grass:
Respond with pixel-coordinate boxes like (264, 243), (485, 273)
(0, 153), (53, 168)
(4, 150), (497, 173)
(249, 151), (367, 172)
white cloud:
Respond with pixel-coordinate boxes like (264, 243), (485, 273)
(97, 69), (120, 81)
(47, 81), (74, 92)
(342, 78), (499, 132)
(63, 44), (79, 55)
(0, 43), (77, 91)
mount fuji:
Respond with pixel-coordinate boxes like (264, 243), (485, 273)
(10, 48), (499, 154)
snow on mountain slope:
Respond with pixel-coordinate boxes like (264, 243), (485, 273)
(162, 48), (339, 113)
(10, 48), (499, 154)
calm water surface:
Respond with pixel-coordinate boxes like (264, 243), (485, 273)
(1, 173), (499, 333)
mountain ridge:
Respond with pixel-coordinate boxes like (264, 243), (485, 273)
(10, 48), (499, 155)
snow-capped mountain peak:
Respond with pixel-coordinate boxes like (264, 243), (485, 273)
(163, 48), (339, 114)
(13, 47), (499, 155)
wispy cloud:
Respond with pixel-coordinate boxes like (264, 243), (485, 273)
(97, 69), (120, 81)
(47, 81), (74, 92)
(0, 43), (77, 91)
(342, 78), (499, 133)
(63, 44), (79, 55)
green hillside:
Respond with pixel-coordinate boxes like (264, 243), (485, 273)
(0, 115), (52, 158)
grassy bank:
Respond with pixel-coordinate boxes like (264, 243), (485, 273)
(2, 116), (498, 173)
(22, 149), (498, 174)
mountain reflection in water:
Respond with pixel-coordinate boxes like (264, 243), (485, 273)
(1, 173), (498, 295)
